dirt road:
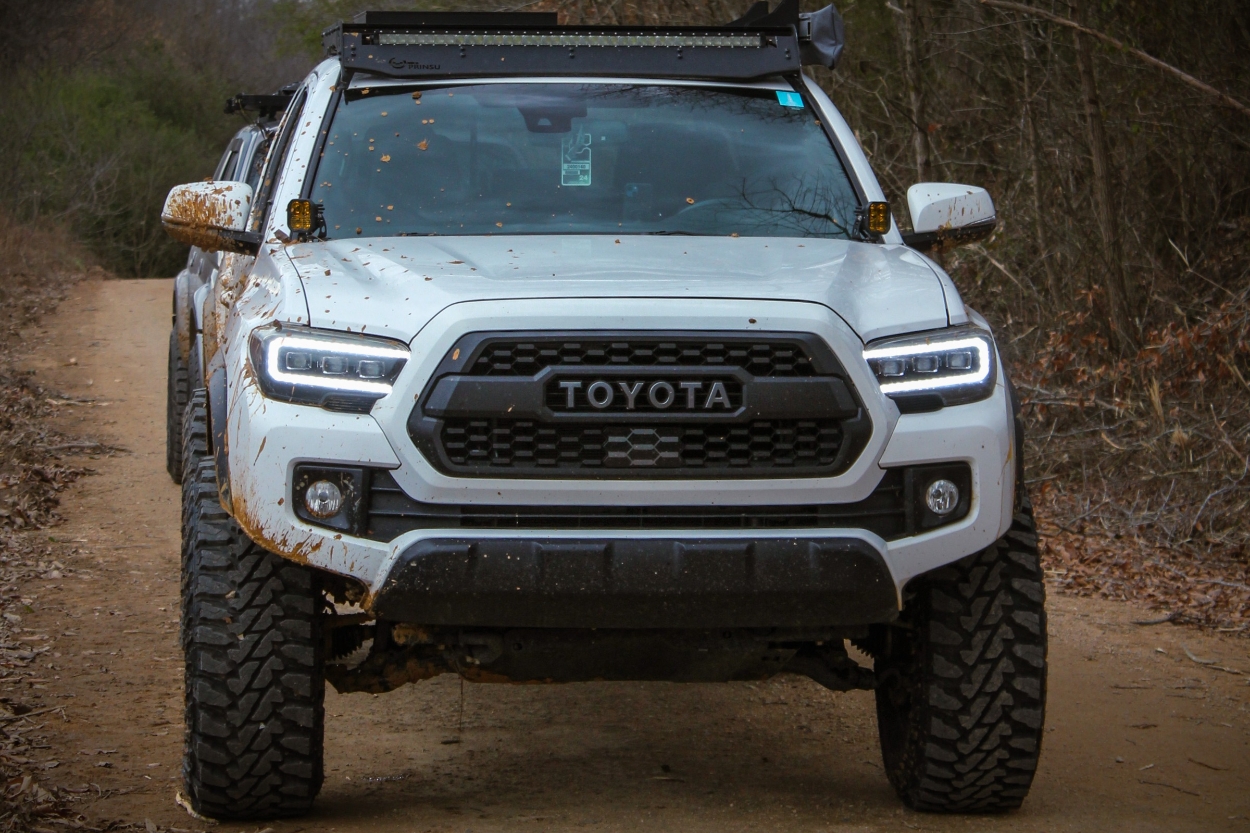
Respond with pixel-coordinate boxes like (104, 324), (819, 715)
(12, 278), (1250, 832)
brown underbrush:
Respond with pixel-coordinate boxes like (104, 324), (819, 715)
(987, 217), (1250, 633)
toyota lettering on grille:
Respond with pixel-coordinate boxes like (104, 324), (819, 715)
(555, 379), (734, 412)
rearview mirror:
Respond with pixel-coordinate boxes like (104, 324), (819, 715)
(161, 181), (260, 255)
(901, 183), (996, 253)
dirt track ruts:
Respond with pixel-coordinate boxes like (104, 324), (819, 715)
(13, 277), (1250, 832)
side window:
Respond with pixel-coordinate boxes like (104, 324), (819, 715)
(214, 138), (243, 181)
(244, 132), (273, 193)
(247, 89), (308, 234)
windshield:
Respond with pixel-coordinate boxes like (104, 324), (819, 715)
(309, 82), (861, 239)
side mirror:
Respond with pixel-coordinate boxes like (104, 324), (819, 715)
(161, 182), (260, 255)
(901, 183), (996, 253)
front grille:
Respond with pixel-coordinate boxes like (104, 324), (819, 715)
(364, 470), (908, 541)
(440, 418), (844, 471)
(410, 331), (871, 479)
(470, 338), (816, 377)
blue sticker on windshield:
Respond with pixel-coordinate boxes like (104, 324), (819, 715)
(776, 91), (804, 108)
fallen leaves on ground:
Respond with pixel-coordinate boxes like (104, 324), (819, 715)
(1036, 494), (1248, 634)
(0, 215), (124, 831)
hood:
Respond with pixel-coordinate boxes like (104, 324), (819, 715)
(285, 235), (952, 344)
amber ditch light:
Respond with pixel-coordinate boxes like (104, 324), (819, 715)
(866, 201), (890, 236)
(288, 199), (314, 234)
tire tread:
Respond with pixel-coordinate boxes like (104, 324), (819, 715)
(180, 396), (324, 820)
(166, 330), (190, 483)
(875, 499), (1047, 813)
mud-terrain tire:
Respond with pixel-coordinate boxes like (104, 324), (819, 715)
(180, 390), (210, 623)
(873, 498), (1047, 813)
(181, 389), (210, 484)
(166, 330), (190, 483)
(180, 395), (325, 820)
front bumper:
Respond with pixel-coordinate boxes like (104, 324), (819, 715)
(371, 535), (897, 628)
(223, 298), (1016, 619)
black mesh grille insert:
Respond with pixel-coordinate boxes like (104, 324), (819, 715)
(470, 338), (817, 377)
(364, 469), (908, 541)
(411, 332), (872, 479)
(439, 418), (844, 471)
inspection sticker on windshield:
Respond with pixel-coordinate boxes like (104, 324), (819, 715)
(561, 130), (593, 186)
(776, 91), (804, 108)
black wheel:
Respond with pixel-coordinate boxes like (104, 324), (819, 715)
(872, 497), (1047, 812)
(166, 329), (190, 483)
(180, 395), (325, 820)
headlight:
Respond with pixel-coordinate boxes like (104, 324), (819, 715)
(248, 323), (408, 413)
(862, 326), (996, 411)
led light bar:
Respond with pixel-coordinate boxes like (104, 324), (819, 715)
(376, 32), (763, 49)
(325, 9), (804, 82)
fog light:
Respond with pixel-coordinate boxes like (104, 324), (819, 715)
(304, 480), (343, 519)
(925, 479), (960, 515)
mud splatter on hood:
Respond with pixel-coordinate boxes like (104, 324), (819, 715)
(286, 235), (957, 344)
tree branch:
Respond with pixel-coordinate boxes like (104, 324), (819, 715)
(978, 0), (1250, 120)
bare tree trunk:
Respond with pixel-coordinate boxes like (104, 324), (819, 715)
(1021, 25), (1061, 301)
(982, 0), (1250, 120)
(893, 0), (930, 183)
(1072, 15), (1137, 349)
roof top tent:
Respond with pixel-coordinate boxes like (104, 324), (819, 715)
(321, 0), (844, 86)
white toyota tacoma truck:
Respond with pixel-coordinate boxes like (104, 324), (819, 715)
(161, 3), (1045, 820)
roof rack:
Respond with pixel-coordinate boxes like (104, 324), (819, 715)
(321, 1), (844, 85)
(224, 87), (296, 120)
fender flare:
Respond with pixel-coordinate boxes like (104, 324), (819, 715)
(208, 366), (233, 514)
(1005, 371), (1025, 510)
(189, 283), (211, 392)
(172, 271), (193, 364)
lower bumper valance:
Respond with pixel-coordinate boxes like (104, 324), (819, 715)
(371, 536), (898, 628)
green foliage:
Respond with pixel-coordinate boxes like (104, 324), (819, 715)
(0, 0), (473, 276)
(264, 0), (464, 60)
(0, 41), (238, 277)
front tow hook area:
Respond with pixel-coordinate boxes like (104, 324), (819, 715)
(781, 643), (876, 692)
(323, 623), (876, 694)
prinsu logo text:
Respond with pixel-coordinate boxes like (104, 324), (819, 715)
(556, 380), (732, 411)
(389, 58), (441, 70)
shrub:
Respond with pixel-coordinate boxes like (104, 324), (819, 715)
(0, 42), (236, 276)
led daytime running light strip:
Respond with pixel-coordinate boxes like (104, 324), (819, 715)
(863, 336), (991, 395)
(264, 334), (407, 396)
(376, 32), (763, 49)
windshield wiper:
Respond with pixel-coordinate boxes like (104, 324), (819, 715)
(642, 230), (703, 236)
